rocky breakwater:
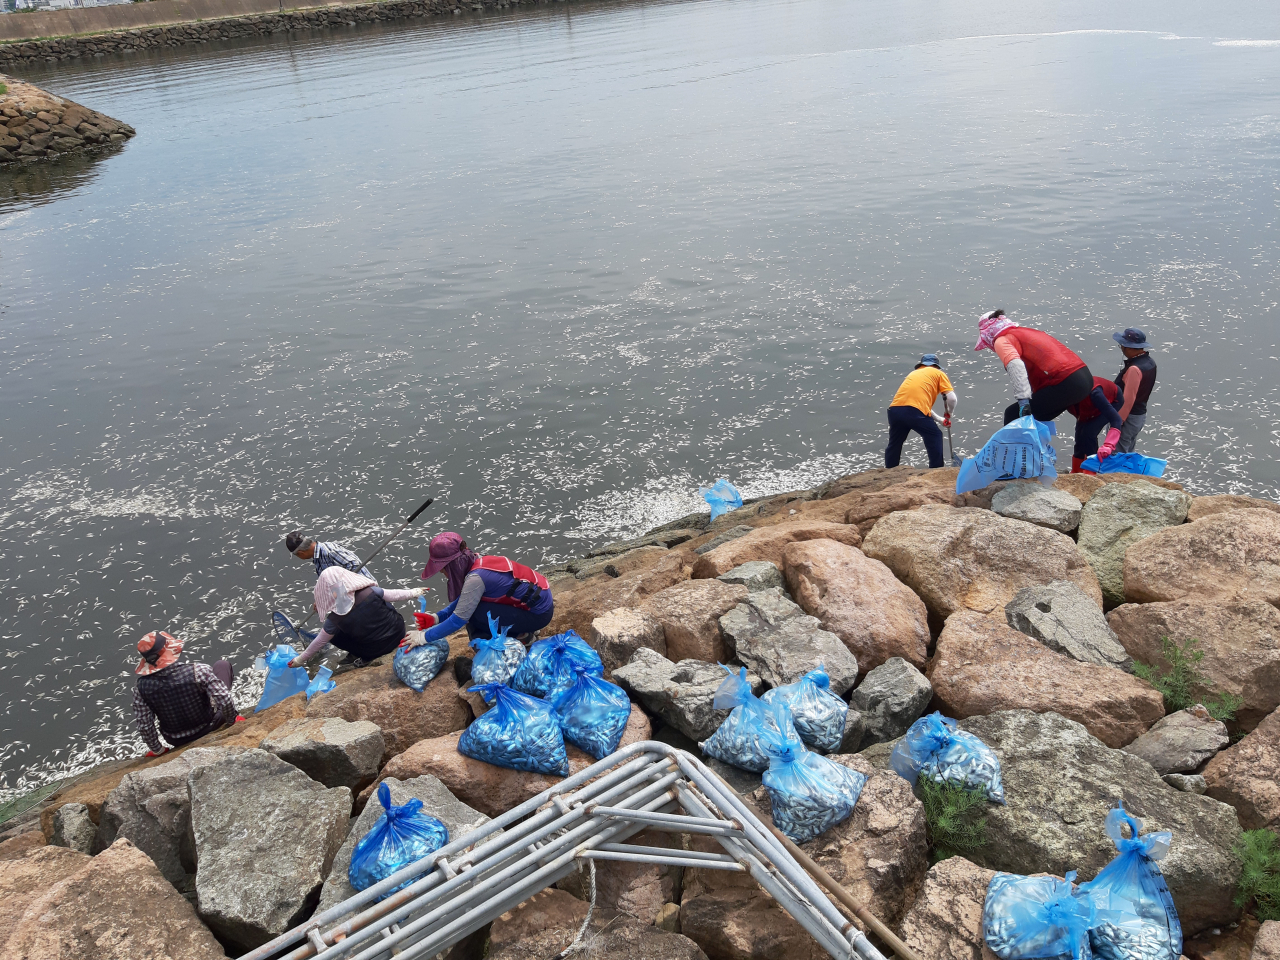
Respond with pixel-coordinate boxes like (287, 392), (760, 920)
(0, 74), (134, 164)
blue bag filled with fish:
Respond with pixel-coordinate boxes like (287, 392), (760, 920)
(759, 702), (866, 843)
(457, 682), (570, 776)
(1079, 806), (1181, 960)
(394, 634), (450, 692)
(957, 415), (1058, 495)
(701, 665), (795, 773)
(891, 712), (1006, 803)
(550, 666), (632, 760)
(254, 644), (311, 712)
(760, 666), (848, 753)
(983, 871), (1097, 960)
(700, 478), (744, 520)
(510, 629), (603, 700)
(348, 781), (449, 898)
(470, 613), (527, 700)
(305, 665), (336, 701)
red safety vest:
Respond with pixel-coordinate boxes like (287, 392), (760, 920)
(1000, 327), (1087, 392)
(470, 555), (550, 610)
(1068, 377), (1123, 421)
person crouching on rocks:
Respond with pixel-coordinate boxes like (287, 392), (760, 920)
(974, 309), (1095, 424)
(884, 353), (958, 469)
(134, 631), (242, 758)
(288, 567), (427, 670)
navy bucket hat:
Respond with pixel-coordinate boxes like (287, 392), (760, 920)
(1113, 327), (1151, 350)
(916, 354), (941, 368)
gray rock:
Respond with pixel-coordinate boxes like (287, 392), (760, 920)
(858, 737), (902, 771)
(716, 560), (784, 592)
(261, 716), (385, 791)
(694, 524), (754, 555)
(50, 802), (95, 855)
(992, 484), (1084, 532)
(613, 648), (761, 742)
(189, 748), (351, 951)
(837, 707), (867, 754)
(1078, 480), (1192, 606)
(316, 775), (490, 918)
(703, 757), (763, 796)
(1163, 773), (1208, 794)
(589, 606), (666, 674)
(1123, 706), (1231, 775)
(1005, 580), (1133, 671)
(849, 657), (932, 751)
(585, 529), (699, 558)
(959, 710), (1243, 936)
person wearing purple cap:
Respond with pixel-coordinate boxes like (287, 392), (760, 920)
(1111, 327), (1157, 453)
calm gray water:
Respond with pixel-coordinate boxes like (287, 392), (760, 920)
(2, 0), (1279, 799)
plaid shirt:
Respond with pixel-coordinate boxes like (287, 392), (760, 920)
(311, 541), (372, 580)
(133, 662), (235, 752)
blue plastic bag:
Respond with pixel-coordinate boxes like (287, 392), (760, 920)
(957, 415), (1059, 495)
(1079, 806), (1182, 960)
(758, 702), (867, 843)
(1079, 453), (1167, 478)
(891, 712), (1006, 803)
(254, 644), (311, 712)
(550, 666), (632, 760)
(701, 666), (797, 773)
(701, 478), (744, 520)
(457, 683), (570, 776)
(394, 635), (450, 692)
(305, 665), (336, 701)
(510, 630), (603, 701)
(760, 666), (848, 753)
(348, 781), (449, 898)
(470, 613), (526, 699)
(984, 871), (1097, 960)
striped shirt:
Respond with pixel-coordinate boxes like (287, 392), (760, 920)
(311, 541), (372, 580)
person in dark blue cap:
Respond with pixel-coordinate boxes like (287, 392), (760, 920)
(884, 354), (958, 469)
(1111, 327), (1157, 453)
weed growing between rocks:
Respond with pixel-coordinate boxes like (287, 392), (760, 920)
(1235, 829), (1280, 921)
(1132, 636), (1244, 721)
(918, 778), (988, 864)
(0, 84), (8, 96)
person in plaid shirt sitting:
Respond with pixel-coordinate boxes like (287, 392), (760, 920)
(285, 531), (373, 580)
(132, 630), (243, 757)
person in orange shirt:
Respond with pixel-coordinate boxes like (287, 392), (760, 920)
(885, 354), (958, 469)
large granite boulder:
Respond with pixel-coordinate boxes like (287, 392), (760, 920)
(189, 748), (351, 951)
(547, 551), (691, 640)
(614, 648), (761, 742)
(959, 710), (1244, 935)
(991, 484), (1083, 533)
(689, 520), (862, 579)
(1078, 480), (1192, 605)
(588, 606), (666, 675)
(716, 560), (785, 591)
(1005, 580), (1133, 671)
(899, 856), (1000, 960)
(782, 538), (930, 671)
(1255, 921), (1280, 960)
(842, 476), (963, 537)
(1203, 706), (1280, 831)
(1123, 510), (1280, 607)
(862, 505), (1102, 623)
(1054, 472), (1186, 505)
(0, 831), (46, 862)
(0, 839), (227, 959)
(1188, 494), (1280, 522)
(1107, 599), (1280, 731)
(49, 802), (95, 855)
(718, 587), (859, 695)
(1123, 705), (1230, 775)
(262, 716), (385, 791)
(848, 657), (932, 750)
(930, 613), (1164, 748)
(0, 846), (95, 947)
(639, 579), (748, 663)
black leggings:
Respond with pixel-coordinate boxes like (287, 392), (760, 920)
(1004, 366), (1094, 424)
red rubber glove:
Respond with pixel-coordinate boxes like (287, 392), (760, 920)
(234, 715), (246, 724)
(1098, 427), (1122, 460)
(942, 415), (952, 428)
(413, 611), (438, 630)
(145, 748), (170, 758)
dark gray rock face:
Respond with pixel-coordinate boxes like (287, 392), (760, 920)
(1163, 774), (1208, 794)
(49, 802), (96, 855)
(261, 716), (385, 790)
(1123, 705), (1230, 775)
(959, 710), (1243, 936)
(1005, 580), (1133, 671)
(189, 748), (351, 951)
(719, 588), (859, 695)
(716, 561), (785, 592)
(613, 648), (761, 743)
(848, 657), (932, 751)
(838, 708), (867, 754)
(694, 524), (755, 555)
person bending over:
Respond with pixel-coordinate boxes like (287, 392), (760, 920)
(974, 310), (1094, 424)
(884, 353), (958, 469)
(285, 530), (373, 580)
(288, 567), (426, 669)
(1066, 376), (1126, 472)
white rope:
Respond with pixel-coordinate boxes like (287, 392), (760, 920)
(551, 859), (597, 959)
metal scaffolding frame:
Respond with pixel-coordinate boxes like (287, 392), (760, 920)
(238, 741), (894, 960)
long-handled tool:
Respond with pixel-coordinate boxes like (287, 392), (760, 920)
(946, 423), (964, 466)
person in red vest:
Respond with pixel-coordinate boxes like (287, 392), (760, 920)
(974, 309), (1097, 425)
(1066, 376), (1126, 473)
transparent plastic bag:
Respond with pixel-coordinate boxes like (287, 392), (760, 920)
(510, 629), (603, 701)
(983, 871), (1097, 960)
(471, 613), (526, 698)
(760, 666), (848, 753)
(1079, 806), (1181, 960)
(701, 665), (795, 773)
(550, 667), (632, 760)
(254, 644), (311, 712)
(957, 415), (1059, 495)
(305, 665), (336, 701)
(393, 635), (450, 692)
(700, 478), (744, 520)
(890, 712), (1006, 803)
(457, 682), (570, 776)
(348, 781), (449, 898)
(759, 702), (866, 843)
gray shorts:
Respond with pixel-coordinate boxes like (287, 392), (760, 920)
(1117, 414), (1146, 453)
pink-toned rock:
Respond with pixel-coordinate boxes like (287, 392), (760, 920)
(1188, 494), (1280, 522)
(781, 538), (930, 671)
(548, 551), (691, 640)
(679, 889), (820, 960)
(639, 579), (748, 663)
(1053, 472), (1185, 505)
(1253, 921), (1280, 960)
(558, 828), (681, 924)
(0, 846), (91, 946)
(844, 480), (962, 537)
(689, 520), (862, 579)
(0, 831), (46, 862)
(589, 606), (666, 675)
(929, 612), (1164, 748)
(899, 857), (1000, 960)
(1203, 706), (1280, 831)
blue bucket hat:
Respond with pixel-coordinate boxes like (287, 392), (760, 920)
(1113, 327), (1151, 350)
(916, 354), (941, 368)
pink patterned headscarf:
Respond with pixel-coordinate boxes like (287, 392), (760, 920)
(314, 566), (376, 621)
(974, 311), (1018, 352)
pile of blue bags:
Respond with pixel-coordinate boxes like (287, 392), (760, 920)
(470, 613), (527, 697)
(393, 597), (451, 692)
(956, 414), (1059, 495)
(760, 666), (848, 753)
(701, 478), (744, 520)
(458, 682), (571, 776)
(254, 644), (311, 712)
(349, 782), (449, 898)
(891, 712), (1006, 803)
(700, 666), (791, 773)
(511, 630), (604, 700)
(550, 665), (633, 760)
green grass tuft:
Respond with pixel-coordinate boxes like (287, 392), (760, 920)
(1234, 829), (1280, 922)
(918, 777), (989, 864)
(1132, 636), (1243, 722)
(0, 83), (8, 97)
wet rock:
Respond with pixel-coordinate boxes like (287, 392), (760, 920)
(899, 856), (1000, 960)
(930, 612), (1164, 748)
(991, 484), (1083, 533)
(1123, 705), (1230, 775)
(1108, 599), (1280, 731)
(1005, 580), (1133, 671)
(782, 538), (930, 671)
(0, 846), (92, 946)
(614, 648), (761, 743)
(716, 560), (785, 592)
(1164, 773), (1208, 794)
(639, 579), (748, 663)
(586, 528), (701, 558)
(189, 748), (351, 951)
(558, 829), (681, 925)
(589, 606), (666, 675)
(848, 657), (932, 750)
(862, 504), (1102, 622)
(689, 520), (863, 579)
(694, 524), (756, 555)
(261, 716), (385, 791)
(1078, 479), (1192, 605)
(1123, 510), (1280, 607)
(1188, 494), (1280, 522)
(1203, 705), (1280, 831)
(49, 802), (95, 855)
(547, 551), (690, 640)
(959, 710), (1244, 935)
(569, 544), (670, 580)
(1255, 921), (1280, 960)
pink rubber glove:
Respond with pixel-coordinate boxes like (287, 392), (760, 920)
(1098, 428), (1122, 460)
